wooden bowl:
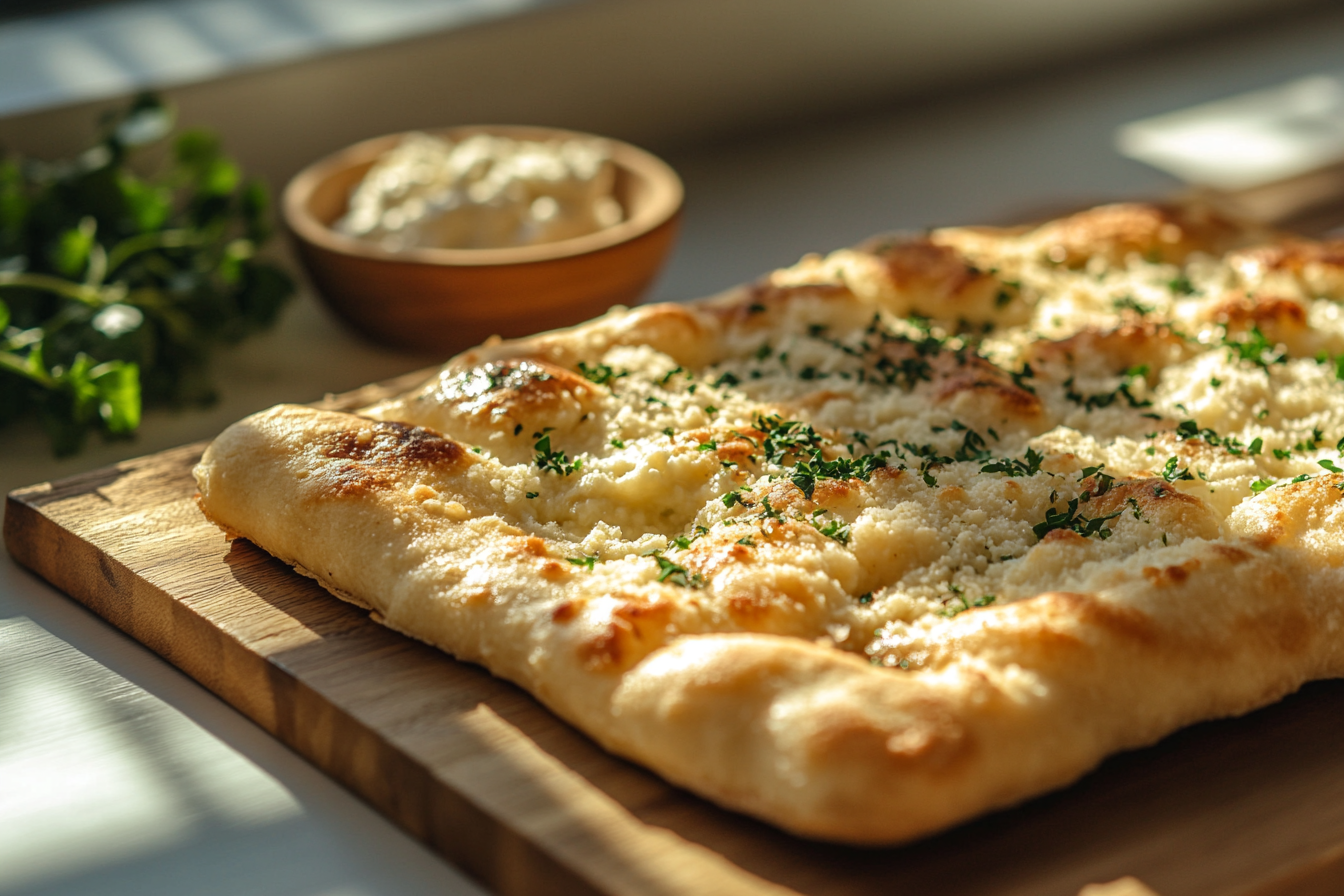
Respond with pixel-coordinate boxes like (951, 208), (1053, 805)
(282, 126), (683, 353)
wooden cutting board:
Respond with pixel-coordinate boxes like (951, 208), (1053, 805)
(7, 371), (1344, 896)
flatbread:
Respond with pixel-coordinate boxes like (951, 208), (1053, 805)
(194, 202), (1344, 844)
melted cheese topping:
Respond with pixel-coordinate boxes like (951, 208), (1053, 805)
(361, 202), (1344, 672)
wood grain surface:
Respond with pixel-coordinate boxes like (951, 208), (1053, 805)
(7, 371), (1344, 896)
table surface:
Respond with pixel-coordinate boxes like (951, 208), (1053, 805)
(5, 7), (1344, 894)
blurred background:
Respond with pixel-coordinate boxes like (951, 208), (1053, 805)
(2, 0), (1340, 296)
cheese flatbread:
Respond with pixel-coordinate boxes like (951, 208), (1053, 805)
(195, 202), (1344, 843)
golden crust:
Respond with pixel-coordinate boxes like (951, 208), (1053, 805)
(195, 202), (1344, 844)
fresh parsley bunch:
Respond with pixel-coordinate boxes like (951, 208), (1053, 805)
(0, 94), (295, 455)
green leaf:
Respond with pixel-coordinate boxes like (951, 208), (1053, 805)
(0, 160), (28, 254)
(173, 128), (222, 169)
(91, 360), (140, 432)
(118, 173), (172, 233)
(239, 179), (272, 243)
(200, 157), (240, 197)
(0, 298), (9, 333)
(51, 218), (96, 278)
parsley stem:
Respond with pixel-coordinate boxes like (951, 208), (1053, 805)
(104, 228), (202, 277)
(0, 349), (54, 386)
(0, 272), (105, 306)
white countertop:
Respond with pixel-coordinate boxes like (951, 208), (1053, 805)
(5, 5), (1344, 893)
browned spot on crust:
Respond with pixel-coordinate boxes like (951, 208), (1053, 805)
(1043, 529), (1088, 545)
(1047, 591), (1161, 648)
(756, 475), (866, 516)
(812, 479), (857, 504)
(1083, 478), (1196, 513)
(578, 598), (674, 673)
(539, 560), (567, 580)
(1026, 321), (1191, 376)
(870, 239), (995, 301)
(1027, 202), (1249, 266)
(752, 280), (852, 303)
(515, 536), (549, 558)
(937, 485), (967, 504)
(710, 428), (766, 467)
(1205, 294), (1307, 338)
(727, 593), (774, 623)
(1248, 523), (1285, 550)
(610, 303), (718, 366)
(810, 699), (973, 775)
(551, 599), (578, 623)
(929, 352), (1043, 418)
(1229, 238), (1344, 278)
(319, 420), (466, 496)
(873, 465), (906, 483)
(1142, 558), (1201, 587)
(683, 538), (757, 578)
(710, 280), (854, 326)
(1083, 477), (1220, 541)
(795, 389), (852, 411)
(435, 358), (595, 421)
(1211, 543), (1252, 564)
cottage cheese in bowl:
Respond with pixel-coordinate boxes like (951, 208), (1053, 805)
(335, 132), (625, 251)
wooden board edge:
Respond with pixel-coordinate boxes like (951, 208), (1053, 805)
(2, 491), (608, 896)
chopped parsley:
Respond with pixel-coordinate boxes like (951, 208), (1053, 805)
(1294, 428), (1325, 452)
(1032, 498), (1123, 541)
(789, 450), (886, 499)
(1223, 325), (1286, 371)
(1174, 419), (1251, 455)
(711, 372), (739, 388)
(1113, 295), (1155, 316)
(1161, 456), (1194, 482)
(1010, 363), (1037, 394)
(566, 555), (597, 571)
(533, 433), (582, 476)
(577, 361), (627, 387)
(980, 446), (1045, 478)
(1079, 464), (1114, 495)
(1168, 274), (1196, 295)
(722, 488), (751, 508)
(649, 552), (703, 588)
(939, 588), (997, 618)
(1062, 372), (1151, 412)
(753, 413), (826, 464)
(810, 516), (851, 544)
(673, 526), (710, 550)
